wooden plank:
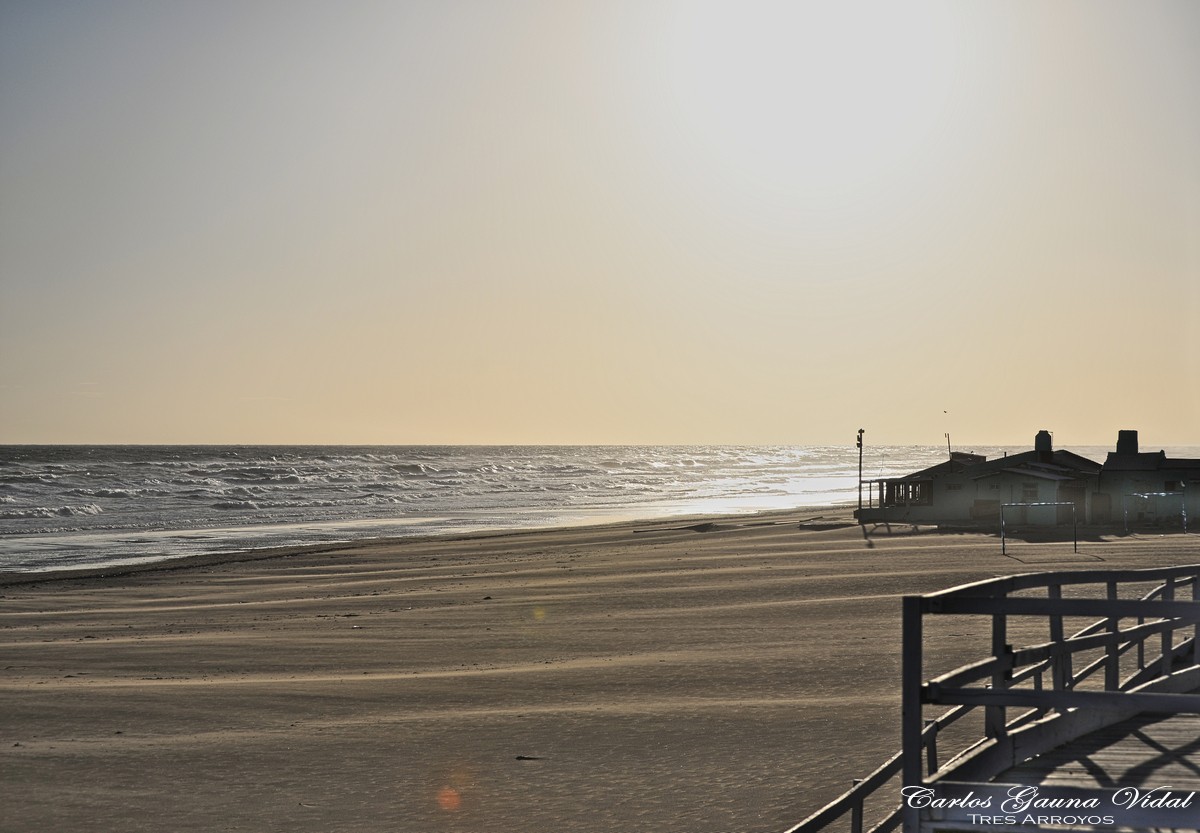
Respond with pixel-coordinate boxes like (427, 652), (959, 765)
(1001, 704), (1200, 791)
(923, 566), (1200, 599)
(931, 596), (1200, 619)
(931, 686), (1200, 713)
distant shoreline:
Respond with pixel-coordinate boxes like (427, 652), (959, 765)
(6, 441), (1197, 576)
(0, 502), (856, 586)
(0, 445), (885, 573)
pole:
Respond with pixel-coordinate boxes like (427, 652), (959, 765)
(901, 596), (924, 833)
(857, 428), (864, 513)
(945, 432), (951, 458)
(1182, 483), (1187, 534)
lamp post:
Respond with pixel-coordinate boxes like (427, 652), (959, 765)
(857, 428), (865, 512)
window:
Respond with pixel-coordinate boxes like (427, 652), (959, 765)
(1022, 483), (1039, 502)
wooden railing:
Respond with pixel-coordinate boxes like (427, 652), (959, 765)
(786, 564), (1200, 833)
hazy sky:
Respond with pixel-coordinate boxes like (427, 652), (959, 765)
(2, 1), (1197, 446)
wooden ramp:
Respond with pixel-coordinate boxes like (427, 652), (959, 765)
(1001, 705), (1200, 789)
(786, 565), (1200, 833)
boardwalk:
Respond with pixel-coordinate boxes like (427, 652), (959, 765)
(788, 564), (1200, 833)
(1003, 706), (1200, 789)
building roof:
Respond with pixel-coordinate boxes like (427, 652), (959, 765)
(877, 449), (1100, 484)
(973, 465), (1077, 483)
(958, 450), (1099, 483)
(1103, 452), (1200, 473)
(888, 456), (978, 482)
(1103, 451), (1167, 471)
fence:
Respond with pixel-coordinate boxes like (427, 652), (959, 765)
(785, 564), (1200, 833)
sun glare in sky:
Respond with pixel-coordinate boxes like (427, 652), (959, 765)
(1, 1), (1196, 446)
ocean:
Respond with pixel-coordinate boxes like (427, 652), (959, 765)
(0, 443), (1183, 573)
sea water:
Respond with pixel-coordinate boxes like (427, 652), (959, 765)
(0, 444), (1177, 572)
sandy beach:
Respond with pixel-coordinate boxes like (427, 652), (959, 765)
(3, 510), (1198, 833)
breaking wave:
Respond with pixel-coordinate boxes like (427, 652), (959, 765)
(0, 503), (104, 519)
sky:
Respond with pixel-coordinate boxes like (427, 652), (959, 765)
(1, 0), (1197, 446)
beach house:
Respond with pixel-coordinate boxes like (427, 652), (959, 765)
(858, 430), (1199, 529)
(856, 431), (1101, 527)
(1094, 430), (1200, 527)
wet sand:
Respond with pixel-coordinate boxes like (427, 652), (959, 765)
(2, 510), (1198, 832)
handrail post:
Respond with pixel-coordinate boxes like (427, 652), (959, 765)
(901, 596), (923, 833)
(1105, 581), (1120, 690)
(986, 598), (1007, 738)
(1162, 577), (1176, 677)
(924, 719), (939, 775)
(1193, 574), (1199, 667)
(850, 781), (864, 833)
(1137, 615), (1145, 672)
(1047, 584), (1072, 694)
(1032, 667), (1046, 720)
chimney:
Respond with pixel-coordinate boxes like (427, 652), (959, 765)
(1035, 430), (1053, 463)
(1116, 430), (1139, 455)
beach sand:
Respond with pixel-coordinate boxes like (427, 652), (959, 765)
(2, 510), (1198, 833)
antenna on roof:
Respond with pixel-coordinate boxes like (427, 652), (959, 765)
(945, 433), (951, 458)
